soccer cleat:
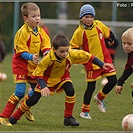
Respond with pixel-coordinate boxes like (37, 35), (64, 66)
(9, 116), (18, 124)
(24, 110), (34, 122)
(0, 117), (12, 126)
(64, 116), (79, 126)
(79, 112), (92, 119)
(94, 94), (106, 113)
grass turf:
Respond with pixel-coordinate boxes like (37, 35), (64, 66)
(0, 53), (133, 131)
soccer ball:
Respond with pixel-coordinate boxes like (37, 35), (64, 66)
(0, 72), (7, 81)
(122, 114), (133, 131)
(101, 78), (108, 86)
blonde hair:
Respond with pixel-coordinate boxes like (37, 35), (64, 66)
(122, 28), (133, 41)
(21, 2), (40, 17)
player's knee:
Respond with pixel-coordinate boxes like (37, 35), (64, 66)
(26, 92), (41, 106)
(15, 83), (26, 99)
(63, 82), (75, 96)
(66, 89), (75, 96)
(108, 75), (117, 86)
(14, 89), (25, 99)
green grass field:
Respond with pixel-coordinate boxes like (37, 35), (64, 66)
(0, 54), (133, 132)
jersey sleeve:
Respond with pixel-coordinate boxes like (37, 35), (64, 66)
(69, 49), (94, 64)
(40, 29), (51, 54)
(14, 29), (29, 57)
(70, 28), (83, 49)
(97, 20), (110, 39)
(117, 69), (133, 86)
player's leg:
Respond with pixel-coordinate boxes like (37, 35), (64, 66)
(23, 83), (37, 122)
(63, 82), (79, 126)
(0, 83), (26, 126)
(9, 91), (41, 124)
(80, 81), (96, 119)
(94, 74), (117, 113)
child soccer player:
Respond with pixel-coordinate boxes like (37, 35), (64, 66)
(0, 2), (51, 126)
(115, 28), (133, 95)
(9, 34), (113, 126)
(70, 4), (117, 119)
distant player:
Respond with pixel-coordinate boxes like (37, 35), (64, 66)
(70, 4), (117, 119)
(0, 2), (51, 126)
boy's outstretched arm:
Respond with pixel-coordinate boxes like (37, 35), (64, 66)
(115, 69), (132, 94)
(92, 56), (114, 70)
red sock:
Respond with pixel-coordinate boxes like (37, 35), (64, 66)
(0, 94), (19, 118)
(12, 101), (30, 120)
(12, 108), (24, 120)
(64, 95), (75, 118)
(0, 101), (17, 118)
(97, 90), (106, 100)
(81, 104), (90, 112)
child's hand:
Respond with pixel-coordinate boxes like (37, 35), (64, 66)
(43, 50), (49, 56)
(33, 54), (39, 64)
(115, 85), (123, 94)
(130, 83), (133, 88)
(41, 87), (50, 97)
(103, 63), (114, 70)
(108, 40), (114, 46)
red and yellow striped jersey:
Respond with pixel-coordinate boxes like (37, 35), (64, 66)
(70, 20), (112, 70)
(32, 48), (94, 87)
(12, 22), (51, 76)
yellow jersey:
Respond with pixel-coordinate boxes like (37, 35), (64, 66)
(12, 22), (51, 76)
(70, 20), (112, 71)
(32, 48), (94, 87)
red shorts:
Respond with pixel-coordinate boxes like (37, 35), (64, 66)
(86, 67), (116, 81)
(34, 79), (72, 94)
(13, 74), (37, 84)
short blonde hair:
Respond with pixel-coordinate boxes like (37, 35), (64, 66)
(21, 2), (40, 17)
(122, 28), (133, 41)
